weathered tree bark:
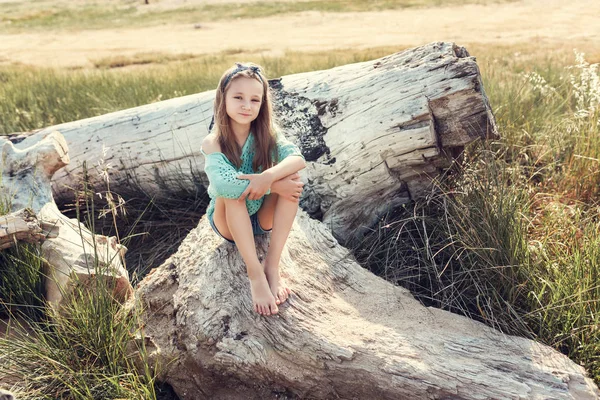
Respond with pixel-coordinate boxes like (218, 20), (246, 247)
(127, 212), (599, 400)
(0, 209), (48, 250)
(0, 132), (132, 306)
(9, 41), (497, 244)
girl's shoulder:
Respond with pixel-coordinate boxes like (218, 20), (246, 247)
(201, 133), (221, 155)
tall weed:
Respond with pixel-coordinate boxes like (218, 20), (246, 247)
(350, 48), (600, 383)
(0, 169), (159, 399)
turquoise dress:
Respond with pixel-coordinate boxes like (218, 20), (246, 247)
(201, 130), (304, 222)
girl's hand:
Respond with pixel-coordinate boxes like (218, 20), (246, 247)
(237, 172), (274, 201)
(271, 172), (304, 202)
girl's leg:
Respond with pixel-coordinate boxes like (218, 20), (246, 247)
(214, 197), (278, 316)
(212, 196), (234, 241)
(257, 193), (297, 304)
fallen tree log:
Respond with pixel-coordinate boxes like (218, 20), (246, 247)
(0, 209), (48, 251)
(10, 41), (497, 244)
(126, 211), (599, 400)
(0, 132), (132, 306)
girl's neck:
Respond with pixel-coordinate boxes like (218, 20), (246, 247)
(230, 121), (251, 144)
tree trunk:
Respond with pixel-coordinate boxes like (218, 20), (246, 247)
(9, 41), (497, 244)
(126, 211), (599, 400)
(0, 209), (48, 250)
(0, 132), (132, 306)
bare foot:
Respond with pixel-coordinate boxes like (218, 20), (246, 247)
(264, 266), (292, 305)
(249, 274), (279, 316)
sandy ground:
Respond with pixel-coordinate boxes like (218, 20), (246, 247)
(0, 0), (599, 68)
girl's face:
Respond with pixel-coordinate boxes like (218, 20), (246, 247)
(225, 76), (264, 133)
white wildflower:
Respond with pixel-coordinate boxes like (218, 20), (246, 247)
(101, 144), (110, 159)
(95, 144), (114, 184)
(566, 49), (600, 119)
(92, 144), (127, 220)
(521, 71), (558, 97)
(96, 160), (113, 184)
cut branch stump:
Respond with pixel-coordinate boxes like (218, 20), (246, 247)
(0, 209), (47, 251)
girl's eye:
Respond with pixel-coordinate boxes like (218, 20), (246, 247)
(252, 99), (260, 103)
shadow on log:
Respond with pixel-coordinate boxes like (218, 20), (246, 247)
(127, 211), (599, 400)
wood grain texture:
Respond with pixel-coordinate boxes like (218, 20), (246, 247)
(127, 210), (599, 400)
(0, 209), (45, 250)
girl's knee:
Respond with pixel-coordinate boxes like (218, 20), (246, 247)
(279, 196), (300, 205)
(222, 198), (246, 208)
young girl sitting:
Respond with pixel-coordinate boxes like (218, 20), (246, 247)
(201, 62), (306, 317)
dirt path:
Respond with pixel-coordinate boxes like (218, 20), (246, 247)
(1, 0), (598, 68)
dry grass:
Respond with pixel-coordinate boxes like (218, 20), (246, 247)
(0, 0), (519, 33)
(92, 52), (199, 69)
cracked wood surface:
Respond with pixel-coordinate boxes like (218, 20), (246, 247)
(0, 209), (47, 250)
(127, 209), (599, 400)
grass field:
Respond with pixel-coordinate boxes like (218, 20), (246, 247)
(0, 0), (518, 33)
(1, 0), (599, 398)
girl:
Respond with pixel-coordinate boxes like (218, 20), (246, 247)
(201, 62), (306, 317)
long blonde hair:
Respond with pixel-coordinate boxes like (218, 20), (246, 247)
(213, 62), (278, 171)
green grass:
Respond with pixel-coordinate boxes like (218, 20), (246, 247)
(353, 43), (600, 383)
(0, 196), (45, 322)
(1, 41), (600, 390)
(0, 46), (404, 134)
(0, 276), (158, 399)
(0, 244), (46, 322)
(0, 0), (519, 33)
(0, 180), (160, 399)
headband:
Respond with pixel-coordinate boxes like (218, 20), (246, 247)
(222, 63), (264, 90)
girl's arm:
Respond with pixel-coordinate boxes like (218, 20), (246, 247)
(270, 172), (304, 202)
(237, 156), (305, 201)
(238, 132), (306, 201)
(263, 155), (306, 182)
(202, 134), (256, 199)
